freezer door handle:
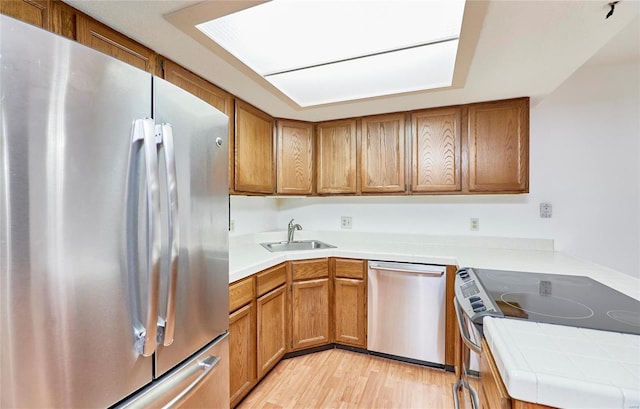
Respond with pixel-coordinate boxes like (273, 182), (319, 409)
(128, 118), (162, 357)
(156, 123), (180, 346)
(161, 355), (221, 409)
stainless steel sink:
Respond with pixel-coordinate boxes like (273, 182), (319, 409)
(260, 240), (336, 252)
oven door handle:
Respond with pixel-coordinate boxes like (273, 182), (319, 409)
(454, 297), (482, 354)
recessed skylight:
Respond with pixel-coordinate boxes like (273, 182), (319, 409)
(197, 0), (466, 107)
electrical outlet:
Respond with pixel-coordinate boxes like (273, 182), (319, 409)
(470, 218), (479, 231)
(540, 203), (552, 218)
(229, 219), (235, 232)
(340, 216), (352, 229)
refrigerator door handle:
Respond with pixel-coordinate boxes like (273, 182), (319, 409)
(128, 118), (162, 357)
(161, 355), (221, 409)
(156, 123), (180, 346)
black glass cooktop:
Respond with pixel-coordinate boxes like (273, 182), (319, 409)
(475, 269), (640, 335)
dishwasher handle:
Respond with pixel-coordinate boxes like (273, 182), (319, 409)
(368, 261), (445, 277)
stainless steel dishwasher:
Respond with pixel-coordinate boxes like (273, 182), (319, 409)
(367, 261), (446, 365)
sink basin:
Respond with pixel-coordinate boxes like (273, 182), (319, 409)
(260, 240), (336, 252)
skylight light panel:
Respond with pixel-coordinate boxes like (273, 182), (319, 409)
(265, 39), (459, 107)
(196, 0), (466, 106)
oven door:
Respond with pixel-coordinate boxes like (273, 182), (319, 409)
(453, 297), (482, 409)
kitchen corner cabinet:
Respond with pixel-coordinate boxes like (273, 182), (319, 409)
(1, 0), (51, 30)
(160, 59), (235, 191)
(290, 259), (331, 350)
(76, 14), (156, 73)
(467, 98), (529, 193)
(316, 119), (358, 194)
(234, 100), (275, 194)
(360, 113), (406, 193)
(228, 277), (256, 408)
(276, 120), (314, 195)
(255, 264), (287, 378)
(333, 258), (367, 348)
(411, 107), (462, 193)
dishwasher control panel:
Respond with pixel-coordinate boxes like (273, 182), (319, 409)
(454, 268), (503, 324)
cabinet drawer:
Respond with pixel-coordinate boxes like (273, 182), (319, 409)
(229, 277), (255, 313)
(256, 263), (287, 297)
(334, 258), (365, 279)
(291, 258), (328, 280)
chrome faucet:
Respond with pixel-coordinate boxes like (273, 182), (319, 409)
(287, 219), (302, 243)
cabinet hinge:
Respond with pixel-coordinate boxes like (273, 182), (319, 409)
(160, 59), (165, 74)
(290, 340), (293, 348)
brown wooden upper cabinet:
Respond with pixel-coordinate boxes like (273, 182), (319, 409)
(360, 113), (406, 193)
(411, 107), (462, 193)
(234, 100), (275, 194)
(467, 98), (529, 193)
(1, 0), (51, 30)
(316, 119), (358, 194)
(160, 59), (235, 191)
(276, 120), (314, 195)
(76, 15), (156, 73)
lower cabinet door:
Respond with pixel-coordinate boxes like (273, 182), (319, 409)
(291, 278), (330, 350)
(334, 278), (366, 347)
(257, 285), (286, 378)
(229, 302), (256, 408)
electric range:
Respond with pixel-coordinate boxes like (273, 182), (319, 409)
(454, 268), (640, 336)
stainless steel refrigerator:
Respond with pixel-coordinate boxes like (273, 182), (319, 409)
(0, 15), (230, 408)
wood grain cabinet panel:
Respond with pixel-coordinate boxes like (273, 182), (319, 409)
(229, 302), (256, 408)
(276, 120), (314, 195)
(291, 258), (329, 281)
(467, 98), (529, 193)
(1, 0), (50, 29)
(360, 113), (406, 193)
(411, 107), (461, 192)
(235, 100), (275, 194)
(257, 285), (286, 378)
(229, 276), (254, 313)
(334, 258), (365, 279)
(316, 119), (358, 194)
(256, 263), (286, 297)
(291, 278), (330, 350)
(480, 339), (511, 409)
(76, 15), (156, 72)
(334, 277), (366, 347)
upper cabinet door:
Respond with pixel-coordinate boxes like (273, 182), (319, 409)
(360, 113), (406, 193)
(276, 120), (314, 195)
(234, 100), (275, 194)
(76, 15), (156, 73)
(0, 0), (50, 30)
(467, 98), (529, 193)
(316, 119), (357, 194)
(411, 107), (461, 193)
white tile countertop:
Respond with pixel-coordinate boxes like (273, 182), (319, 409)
(229, 230), (640, 409)
(484, 317), (640, 409)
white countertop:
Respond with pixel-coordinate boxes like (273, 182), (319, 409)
(229, 230), (640, 300)
(484, 317), (640, 409)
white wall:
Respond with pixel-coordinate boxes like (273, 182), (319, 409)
(231, 59), (640, 278)
(229, 196), (279, 234)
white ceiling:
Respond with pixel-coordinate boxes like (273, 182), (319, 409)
(65, 0), (640, 122)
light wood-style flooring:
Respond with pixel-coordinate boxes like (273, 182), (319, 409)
(237, 348), (466, 409)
